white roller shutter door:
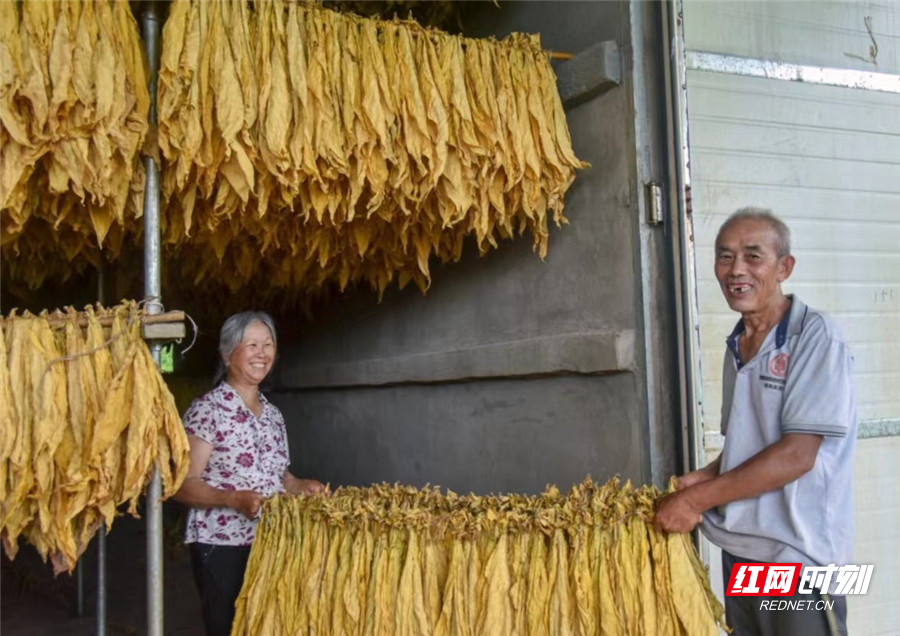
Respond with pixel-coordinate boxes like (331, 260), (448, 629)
(681, 2), (900, 633)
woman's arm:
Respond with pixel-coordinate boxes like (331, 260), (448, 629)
(173, 434), (263, 519)
(282, 470), (326, 495)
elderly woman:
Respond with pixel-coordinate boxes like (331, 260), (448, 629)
(174, 311), (324, 636)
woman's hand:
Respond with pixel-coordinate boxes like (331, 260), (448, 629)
(283, 471), (326, 496)
(297, 479), (326, 495)
(228, 490), (264, 519)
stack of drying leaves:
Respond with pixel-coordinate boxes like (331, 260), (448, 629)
(159, 0), (587, 297)
(0, 302), (189, 574)
(0, 0), (149, 290)
(233, 478), (726, 636)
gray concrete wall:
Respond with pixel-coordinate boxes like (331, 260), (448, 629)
(273, 374), (639, 495)
(273, 1), (680, 495)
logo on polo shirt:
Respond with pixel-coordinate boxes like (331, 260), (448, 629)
(760, 352), (789, 391)
(769, 353), (789, 378)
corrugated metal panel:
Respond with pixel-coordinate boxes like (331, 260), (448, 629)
(682, 4), (900, 633)
(683, 0), (900, 74)
(702, 438), (900, 635)
(848, 437), (900, 634)
(688, 69), (900, 437)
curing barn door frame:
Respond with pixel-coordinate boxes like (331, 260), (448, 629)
(676, 1), (900, 633)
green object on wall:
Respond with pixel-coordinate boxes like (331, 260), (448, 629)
(160, 343), (175, 374)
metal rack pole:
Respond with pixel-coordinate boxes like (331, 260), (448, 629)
(75, 559), (84, 617)
(97, 262), (107, 636)
(96, 531), (107, 636)
(76, 264), (109, 636)
(141, 4), (164, 636)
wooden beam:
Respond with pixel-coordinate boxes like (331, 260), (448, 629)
(0, 310), (186, 329)
(555, 40), (621, 109)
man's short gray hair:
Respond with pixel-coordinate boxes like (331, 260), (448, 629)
(718, 207), (792, 257)
(214, 311), (278, 385)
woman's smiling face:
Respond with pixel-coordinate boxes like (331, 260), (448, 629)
(226, 320), (276, 386)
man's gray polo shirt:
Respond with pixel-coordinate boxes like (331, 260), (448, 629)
(700, 295), (857, 569)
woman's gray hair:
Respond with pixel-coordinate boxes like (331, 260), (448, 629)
(719, 207), (792, 257)
(213, 311), (278, 385)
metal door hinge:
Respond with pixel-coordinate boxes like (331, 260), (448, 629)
(646, 182), (664, 226)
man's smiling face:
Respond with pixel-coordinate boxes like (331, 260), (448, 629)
(714, 217), (794, 316)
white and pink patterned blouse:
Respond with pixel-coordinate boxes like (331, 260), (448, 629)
(182, 382), (290, 546)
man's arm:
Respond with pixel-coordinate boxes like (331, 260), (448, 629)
(655, 433), (822, 533)
(282, 470), (326, 495)
(676, 455), (722, 490)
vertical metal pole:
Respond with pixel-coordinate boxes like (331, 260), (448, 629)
(75, 559), (84, 616)
(662, 0), (703, 477)
(77, 265), (110, 624)
(141, 5), (164, 636)
(97, 530), (107, 636)
(97, 262), (107, 636)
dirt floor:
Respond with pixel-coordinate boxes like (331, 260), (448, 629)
(1, 505), (206, 635)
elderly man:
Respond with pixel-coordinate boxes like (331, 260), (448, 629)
(656, 208), (856, 636)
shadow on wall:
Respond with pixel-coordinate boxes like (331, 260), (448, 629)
(273, 372), (639, 496)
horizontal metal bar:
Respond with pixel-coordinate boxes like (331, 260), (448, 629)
(707, 418), (900, 448)
(858, 418), (900, 439)
(685, 50), (900, 94)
